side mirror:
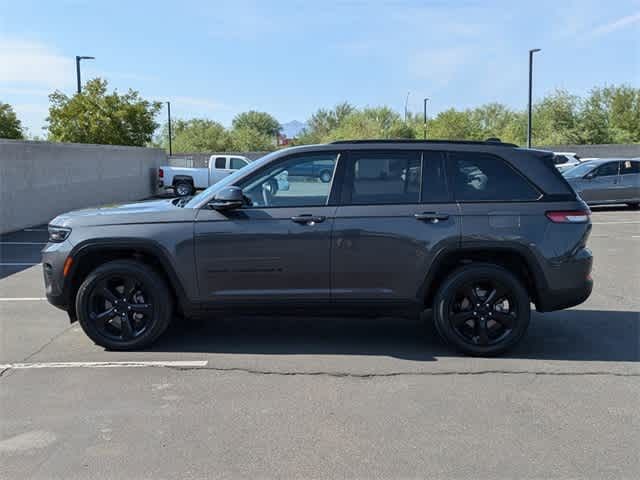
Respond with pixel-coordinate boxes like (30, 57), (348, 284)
(208, 186), (244, 210)
(584, 172), (595, 180)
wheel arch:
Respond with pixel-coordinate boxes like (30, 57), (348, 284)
(64, 238), (192, 320)
(419, 245), (548, 310)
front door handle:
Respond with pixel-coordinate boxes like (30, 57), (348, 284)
(291, 215), (326, 225)
(414, 212), (450, 223)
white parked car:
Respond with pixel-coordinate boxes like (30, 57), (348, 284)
(158, 155), (251, 197)
(553, 152), (582, 173)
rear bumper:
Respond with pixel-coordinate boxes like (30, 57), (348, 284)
(536, 278), (593, 312)
(535, 247), (593, 312)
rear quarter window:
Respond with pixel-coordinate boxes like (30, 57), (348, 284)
(449, 152), (541, 202)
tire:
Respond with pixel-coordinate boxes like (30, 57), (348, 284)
(319, 170), (332, 183)
(174, 181), (194, 197)
(75, 260), (173, 350)
(432, 264), (530, 356)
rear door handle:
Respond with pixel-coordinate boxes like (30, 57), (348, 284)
(414, 212), (450, 223)
(291, 215), (326, 225)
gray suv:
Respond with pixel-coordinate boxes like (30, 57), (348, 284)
(43, 140), (593, 356)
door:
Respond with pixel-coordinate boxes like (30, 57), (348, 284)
(580, 161), (621, 203)
(195, 152), (341, 305)
(331, 150), (460, 305)
(618, 160), (640, 202)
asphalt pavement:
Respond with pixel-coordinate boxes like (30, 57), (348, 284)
(0, 208), (638, 479)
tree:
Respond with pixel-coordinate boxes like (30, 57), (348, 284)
(47, 78), (161, 146)
(157, 118), (232, 153)
(428, 108), (481, 140)
(230, 127), (275, 151)
(295, 102), (355, 143)
(331, 107), (413, 140)
(231, 110), (281, 137)
(532, 89), (582, 145)
(0, 101), (24, 139)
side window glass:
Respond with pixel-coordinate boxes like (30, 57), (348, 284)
(347, 151), (421, 205)
(620, 160), (640, 175)
(596, 162), (619, 177)
(238, 153), (338, 207)
(450, 152), (540, 202)
(230, 157), (247, 170)
(215, 157), (226, 169)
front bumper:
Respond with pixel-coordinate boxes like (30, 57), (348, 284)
(42, 240), (73, 312)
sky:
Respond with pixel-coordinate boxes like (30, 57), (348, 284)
(1, 0), (639, 137)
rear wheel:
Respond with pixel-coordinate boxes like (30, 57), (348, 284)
(174, 181), (194, 197)
(432, 264), (530, 356)
(75, 260), (173, 350)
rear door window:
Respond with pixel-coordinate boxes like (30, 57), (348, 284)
(449, 152), (540, 202)
(345, 151), (421, 205)
(620, 160), (639, 175)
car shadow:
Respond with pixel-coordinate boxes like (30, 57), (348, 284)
(149, 309), (639, 362)
(590, 205), (639, 212)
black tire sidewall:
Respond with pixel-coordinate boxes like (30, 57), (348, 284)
(433, 264), (531, 356)
(175, 182), (193, 197)
(75, 260), (172, 350)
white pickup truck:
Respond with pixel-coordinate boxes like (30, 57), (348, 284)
(157, 155), (251, 196)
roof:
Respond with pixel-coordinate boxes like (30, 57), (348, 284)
(330, 139), (518, 147)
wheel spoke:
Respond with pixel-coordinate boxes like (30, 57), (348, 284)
(463, 286), (480, 306)
(475, 320), (489, 345)
(129, 303), (152, 314)
(451, 311), (473, 327)
(120, 315), (134, 340)
(123, 278), (137, 300)
(101, 286), (118, 303)
(492, 311), (515, 329)
(91, 307), (115, 322)
(485, 285), (507, 307)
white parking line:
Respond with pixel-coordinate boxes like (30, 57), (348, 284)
(0, 360), (208, 370)
(0, 298), (47, 301)
(0, 263), (41, 266)
(592, 221), (640, 225)
(0, 242), (47, 245)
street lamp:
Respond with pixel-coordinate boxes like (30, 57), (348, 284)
(404, 91), (410, 122)
(527, 48), (541, 148)
(75, 55), (95, 94)
(166, 101), (173, 156)
(423, 97), (429, 140)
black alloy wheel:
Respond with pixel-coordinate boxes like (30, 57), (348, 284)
(433, 264), (531, 356)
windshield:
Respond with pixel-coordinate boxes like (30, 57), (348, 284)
(563, 162), (596, 178)
(184, 150), (283, 208)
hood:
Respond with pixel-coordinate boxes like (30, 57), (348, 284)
(49, 198), (194, 228)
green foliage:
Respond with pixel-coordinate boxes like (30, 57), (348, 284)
(47, 78), (161, 146)
(0, 101), (24, 139)
(158, 118), (232, 152)
(231, 110), (281, 137)
(230, 127), (275, 151)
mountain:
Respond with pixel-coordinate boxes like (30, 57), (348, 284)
(280, 120), (307, 139)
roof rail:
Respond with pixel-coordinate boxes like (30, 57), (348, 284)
(329, 138), (518, 147)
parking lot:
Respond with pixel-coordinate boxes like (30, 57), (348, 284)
(1, 208), (639, 479)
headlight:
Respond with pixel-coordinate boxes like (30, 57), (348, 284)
(48, 225), (72, 243)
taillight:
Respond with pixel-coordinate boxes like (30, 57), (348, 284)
(158, 168), (164, 178)
(545, 210), (591, 223)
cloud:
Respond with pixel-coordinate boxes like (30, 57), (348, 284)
(408, 47), (473, 87)
(590, 11), (640, 36)
(0, 37), (73, 89)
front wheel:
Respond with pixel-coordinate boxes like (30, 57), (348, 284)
(432, 264), (530, 356)
(75, 260), (173, 350)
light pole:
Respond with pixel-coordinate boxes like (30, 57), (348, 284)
(404, 91), (410, 122)
(75, 55), (95, 94)
(527, 48), (541, 148)
(166, 101), (173, 156)
(423, 97), (429, 139)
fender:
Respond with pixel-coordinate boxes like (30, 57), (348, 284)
(416, 242), (549, 306)
(64, 237), (195, 314)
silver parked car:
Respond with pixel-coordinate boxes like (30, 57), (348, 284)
(563, 158), (640, 208)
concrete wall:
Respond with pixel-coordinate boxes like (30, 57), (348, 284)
(541, 144), (640, 158)
(0, 139), (166, 234)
